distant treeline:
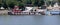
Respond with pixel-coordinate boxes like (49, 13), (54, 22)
(0, 0), (60, 9)
(0, 0), (44, 10)
(0, 0), (60, 6)
(0, 0), (45, 6)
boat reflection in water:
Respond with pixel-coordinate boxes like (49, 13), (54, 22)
(0, 15), (60, 25)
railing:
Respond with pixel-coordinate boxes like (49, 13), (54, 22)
(11, 11), (45, 15)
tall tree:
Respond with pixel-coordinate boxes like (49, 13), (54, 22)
(58, 0), (60, 2)
(34, 0), (44, 6)
(0, 0), (2, 4)
(26, 0), (32, 4)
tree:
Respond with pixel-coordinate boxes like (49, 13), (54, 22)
(2, 3), (8, 9)
(26, 0), (32, 4)
(0, 4), (1, 8)
(58, 0), (60, 5)
(34, 0), (39, 6)
(58, 0), (60, 2)
(39, 0), (44, 6)
(8, 2), (15, 9)
(34, 0), (44, 6)
(17, 0), (22, 1)
(0, 0), (2, 4)
(0, 0), (2, 7)
(18, 2), (25, 11)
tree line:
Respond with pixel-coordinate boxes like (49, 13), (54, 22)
(0, 0), (45, 6)
(0, 0), (45, 10)
(0, 0), (59, 9)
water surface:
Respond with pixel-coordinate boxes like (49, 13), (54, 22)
(0, 15), (60, 25)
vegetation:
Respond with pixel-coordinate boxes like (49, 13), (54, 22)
(0, 0), (45, 6)
(0, 0), (59, 10)
(0, 0), (45, 10)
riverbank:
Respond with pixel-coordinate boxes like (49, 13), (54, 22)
(0, 10), (9, 15)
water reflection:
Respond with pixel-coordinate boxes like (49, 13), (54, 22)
(0, 15), (60, 25)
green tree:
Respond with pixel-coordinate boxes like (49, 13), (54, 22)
(33, 0), (44, 6)
(0, 0), (2, 4)
(58, 0), (60, 2)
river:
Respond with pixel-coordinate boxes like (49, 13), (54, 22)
(0, 15), (60, 25)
